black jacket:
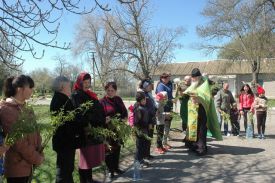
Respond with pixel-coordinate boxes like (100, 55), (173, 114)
(133, 102), (149, 129)
(50, 92), (86, 152)
(71, 90), (106, 145)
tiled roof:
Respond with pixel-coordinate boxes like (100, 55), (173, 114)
(152, 59), (275, 76)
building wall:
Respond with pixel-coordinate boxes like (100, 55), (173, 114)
(237, 74), (275, 98)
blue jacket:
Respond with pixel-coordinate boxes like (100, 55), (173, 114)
(156, 81), (174, 112)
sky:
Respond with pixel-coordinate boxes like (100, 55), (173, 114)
(22, 0), (217, 73)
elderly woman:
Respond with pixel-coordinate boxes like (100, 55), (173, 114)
(50, 76), (85, 183)
(71, 72), (106, 183)
(99, 82), (128, 178)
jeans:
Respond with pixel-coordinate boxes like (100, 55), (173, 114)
(219, 110), (230, 135)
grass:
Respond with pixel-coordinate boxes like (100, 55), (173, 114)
(268, 99), (275, 108)
(3, 104), (181, 182)
(30, 105), (136, 183)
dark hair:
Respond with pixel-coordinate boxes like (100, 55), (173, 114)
(83, 73), (91, 81)
(104, 81), (117, 91)
(136, 91), (146, 102)
(240, 84), (254, 96)
(160, 72), (170, 79)
(3, 75), (34, 98)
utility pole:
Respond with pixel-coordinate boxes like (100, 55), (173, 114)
(91, 51), (96, 90)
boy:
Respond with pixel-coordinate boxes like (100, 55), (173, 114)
(230, 103), (240, 136)
(134, 91), (150, 167)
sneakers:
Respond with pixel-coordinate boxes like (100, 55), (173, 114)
(163, 144), (172, 150)
(257, 135), (262, 139)
(262, 134), (265, 139)
(155, 147), (165, 154)
(226, 133), (231, 137)
(140, 160), (150, 168)
(108, 172), (115, 179)
(114, 169), (125, 175)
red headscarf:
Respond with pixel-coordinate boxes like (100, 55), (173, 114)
(73, 72), (98, 100)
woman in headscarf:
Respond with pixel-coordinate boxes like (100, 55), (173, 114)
(99, 82), (128, 179)
(71, 72), (106, 183)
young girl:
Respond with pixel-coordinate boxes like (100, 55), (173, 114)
(0, 75), (44, 183)
(155, 91), (168, 154)
(239, 84), (255, 134)
(254, 86), (268, 139)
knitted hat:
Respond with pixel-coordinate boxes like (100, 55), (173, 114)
(191, 68), (202, 77)
(155, 91), (167, 101)
(257, 86), (265, 95)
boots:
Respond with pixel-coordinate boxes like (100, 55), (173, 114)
(79, 168), (93, 183)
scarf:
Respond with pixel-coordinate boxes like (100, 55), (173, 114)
(73, 72), (98, 100)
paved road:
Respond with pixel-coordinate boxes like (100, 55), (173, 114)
(110, 110), (275, 183)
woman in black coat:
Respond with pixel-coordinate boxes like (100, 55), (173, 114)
(71, 72), (106, 183)
(50, 76), (85, 183)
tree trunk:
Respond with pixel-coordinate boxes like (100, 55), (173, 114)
(251, 57), (260, 94)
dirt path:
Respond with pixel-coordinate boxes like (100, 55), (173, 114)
(109, 110), (275, 183)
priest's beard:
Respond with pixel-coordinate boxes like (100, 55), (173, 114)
(191, 80), (199, 88)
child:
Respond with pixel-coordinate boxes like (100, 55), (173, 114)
(133, 91), (150, 167)
(0, 126), (9, 180)
(155, 91), (167, 154)
(254, 86), (268, 139)
(128, 105), (134, 127)
(230, 103), (240, 136)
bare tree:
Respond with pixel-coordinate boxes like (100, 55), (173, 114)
(53, 55), (68, 76)
(74, 14), (120, 86)
(0, 0), (137, 68)
(105, 0), (185, 79)
(197, 0), (275, 84)
(74, 0), (185, 81)
(52, 54), (81, 82)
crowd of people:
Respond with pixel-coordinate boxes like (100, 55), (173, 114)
(0, 67), (269, 183)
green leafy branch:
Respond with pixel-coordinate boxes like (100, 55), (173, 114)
(4, 104), (38, 146)
(220, 111), (230, 125)
(41, 101), (93, 152)
(109, 115), (152, 142)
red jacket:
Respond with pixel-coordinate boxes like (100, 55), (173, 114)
(239, 93), (254, 111)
